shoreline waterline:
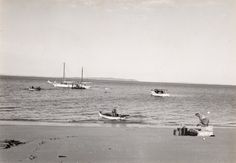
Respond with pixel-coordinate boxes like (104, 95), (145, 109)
(0, 120), (236, 129)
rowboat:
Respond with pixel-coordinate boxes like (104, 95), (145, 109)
(98, 111), (129, 120)
(28, 86), (41, 91)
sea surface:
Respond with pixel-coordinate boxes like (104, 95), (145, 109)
(0, 76), (236, 128)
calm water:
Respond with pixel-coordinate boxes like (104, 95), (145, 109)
(0, 76), (236, 128)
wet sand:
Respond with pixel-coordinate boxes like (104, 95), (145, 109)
(0, 125), (235, 163)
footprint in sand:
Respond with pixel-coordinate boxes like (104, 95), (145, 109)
(28, 154), (37, 160)
(58, 155), (67, 158)
(27, 136), (77, 161)
(39, 140), (46, 145)
(49, 137), (60, 141)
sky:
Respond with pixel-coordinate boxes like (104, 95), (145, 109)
(0, 0), (236, 85)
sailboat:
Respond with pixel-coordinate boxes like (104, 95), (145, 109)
(72, 67), (91, 89)
(47, 63), (91, 89)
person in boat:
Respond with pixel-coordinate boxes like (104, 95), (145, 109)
(154, 89), (164, 94)
(111, 109), (118, 117)
(154, 89), (159, 93)
(195, 113), (209, 127)
(36, 86), (41, 90)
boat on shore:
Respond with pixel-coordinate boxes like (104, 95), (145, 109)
(98, 111), (129, 120)
(48, 63), (90, 89)
(151, 89), (169, 97)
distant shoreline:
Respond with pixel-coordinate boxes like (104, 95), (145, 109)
(0, 74), (138, 82)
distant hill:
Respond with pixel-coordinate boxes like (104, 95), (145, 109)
(0, 75), (138, 82)
(84, 77), (138, 82)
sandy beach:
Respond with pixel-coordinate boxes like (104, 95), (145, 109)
(0, 125), (235, 163)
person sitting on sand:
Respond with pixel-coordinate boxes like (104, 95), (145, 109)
(195, 113), (209, 127)
(111, 109), (118, 117)
(174, 113), (210, 136)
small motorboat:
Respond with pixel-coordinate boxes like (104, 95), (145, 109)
(29, 86), (41, 91)
(98, 111), (129, 120)
(151, 89), (169, 97)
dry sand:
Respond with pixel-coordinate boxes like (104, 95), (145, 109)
(0, 125), (235, 163)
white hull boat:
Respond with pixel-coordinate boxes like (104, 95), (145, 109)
(48, 63), (90, 89)
(28, 87), (41, 91)
(151, 90), (169, 97)
(48, 80), (74, 88)
(98, 111), (129, 120)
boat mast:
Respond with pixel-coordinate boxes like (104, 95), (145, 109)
(81, 67), (83, 83)
(62, 62), (65, 82)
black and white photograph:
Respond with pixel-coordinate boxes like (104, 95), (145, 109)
(0, 0), (236, 162)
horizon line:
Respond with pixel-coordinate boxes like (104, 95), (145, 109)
(0, 74), (235, 87)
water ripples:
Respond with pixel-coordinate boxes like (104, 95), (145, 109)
(0, 77), (236, 127)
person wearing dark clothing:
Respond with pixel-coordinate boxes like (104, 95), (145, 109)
(111, 109), (118, 117)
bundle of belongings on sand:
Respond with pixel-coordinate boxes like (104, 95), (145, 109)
(173, 126), (215, 137)
(173, 113), (215, 137)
